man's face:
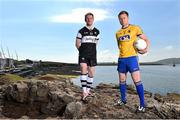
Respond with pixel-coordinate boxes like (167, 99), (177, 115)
(85, 15), (94, 26)
(119, 14), (129, 26)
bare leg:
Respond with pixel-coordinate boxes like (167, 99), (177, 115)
(131, 70), (140, 83)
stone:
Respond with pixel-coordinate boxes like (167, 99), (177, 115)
(64, 102), (82, 119)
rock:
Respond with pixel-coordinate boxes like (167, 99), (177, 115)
(6, 82), (29, 103)
(159, 102), (180, 118)
(154, 93), (164, 102)
(29, 84), (38, 103)
(36, 81), (49, 102)
(61, 94), (75, 104)
(64, 102), (82, 119)
(20, 115), (29, 119)
(0, 76), (179, 119)
(146, 97), (159, 108)
(96, 83), (116, 89)
(41, 91), (66, 115)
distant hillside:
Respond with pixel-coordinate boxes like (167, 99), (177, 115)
(98, 57), (180, 66)
(155, 58), (180, 64)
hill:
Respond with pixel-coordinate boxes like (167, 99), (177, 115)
(98, 57), (180, 66)
(155, 58), (180, 64)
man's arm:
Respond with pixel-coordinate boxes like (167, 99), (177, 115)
(138, 34), (150, 54)
(75, 38), (81, 50)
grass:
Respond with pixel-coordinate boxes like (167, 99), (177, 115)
(57, 74), (79, 79)
(0, 74), (24, 84)
(36, 74), (78, 81)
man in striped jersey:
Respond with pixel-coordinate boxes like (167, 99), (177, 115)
(75, 12), (100, 101)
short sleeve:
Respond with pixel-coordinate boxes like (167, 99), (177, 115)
(96, 34), (100, 40)
(116, 33), (119, 41)
(76, 32), (82, 39)
(136, 26), (143, 36)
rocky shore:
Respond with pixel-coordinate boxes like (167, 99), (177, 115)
(0, 74), (179, 119)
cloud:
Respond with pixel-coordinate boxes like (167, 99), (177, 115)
(79, 0), (117, 4)
(50, 8), (111, 23)
(164, 45), (173, 51)
(97, 49), (118, 62)
(46, 0), (117, 3)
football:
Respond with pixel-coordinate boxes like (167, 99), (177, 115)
(134, 38), (147, 50)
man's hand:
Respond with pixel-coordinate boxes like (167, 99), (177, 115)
(138, 48), (148, 54)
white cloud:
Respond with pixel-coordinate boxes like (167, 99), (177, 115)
(47, 0), (117, 3)
(50, 8), (111, 23)
(164, 45), (173, 51)
(81, 0), (117, 4)
(97, 49), (118, 62)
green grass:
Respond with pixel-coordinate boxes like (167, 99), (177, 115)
(57, 74), (79, 79)
(36, 74), (79, 81)
(0, 74), (24, 82)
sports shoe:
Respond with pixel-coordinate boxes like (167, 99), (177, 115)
(137, 106), (145, 112)
(114, 100), (126, 106)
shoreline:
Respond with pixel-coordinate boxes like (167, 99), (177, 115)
(0, 74), (179, 119)
(71, 76), (180, 96)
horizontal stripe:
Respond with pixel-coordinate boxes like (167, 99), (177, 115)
(76, 37), (82, 39)
(120, 81), (126, 85)
(87, 77), (93, 83)
(135, 81), (142, 86)
(80, 75), (87, 80)
(87, 82), (92, 84)
(81, 80), (87, 82)
(77, 32), (82, 38)
(81, 36), (99, 43)
(82, 85), (87, 87)
(81, 73), (88, 75)
(86, 85), (91, 88)
(87, 85), (93, 89)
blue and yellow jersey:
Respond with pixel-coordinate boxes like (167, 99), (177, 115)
(116, 24), (143, 58)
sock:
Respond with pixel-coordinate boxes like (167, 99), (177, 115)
(135, 81), (145, 107)
(119, 81), (126, 103)
(80, 74), (87, 93)
(87, 76), (93, 93)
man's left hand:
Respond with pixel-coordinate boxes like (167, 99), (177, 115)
(138, 48), (148, 54)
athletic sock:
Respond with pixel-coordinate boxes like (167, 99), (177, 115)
(135, 81), (145, 107)
(119, 81), (127, 103)
(80, 74), (87, 93)
(87, 76), (93, 93)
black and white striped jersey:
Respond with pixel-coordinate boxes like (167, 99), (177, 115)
(76, 26), (100, 58)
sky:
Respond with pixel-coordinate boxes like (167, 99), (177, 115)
(0, 0), (180, 63)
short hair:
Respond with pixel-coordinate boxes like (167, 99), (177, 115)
(118, 11), (129, 17)
(85, 12), (94, 21)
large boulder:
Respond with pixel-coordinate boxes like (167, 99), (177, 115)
(6, 81), (29, 103)
(64, 102), (82, 119)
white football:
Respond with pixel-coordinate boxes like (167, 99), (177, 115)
(134, 39), (147, 50)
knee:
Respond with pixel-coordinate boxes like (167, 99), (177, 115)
(119, 76), (126, 82)
(88, 73), (94, 78)
(81, 67), (87, 74)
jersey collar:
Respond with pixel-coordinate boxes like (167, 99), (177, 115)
(122, 24), (130, 29)
(85, 25), (94, 30)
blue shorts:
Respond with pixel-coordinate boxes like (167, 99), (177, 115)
(117, 56), (140, 73)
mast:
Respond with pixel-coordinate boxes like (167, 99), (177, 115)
(15, 50), (18, 61)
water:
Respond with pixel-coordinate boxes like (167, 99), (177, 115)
(73, 65), (180, 95)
